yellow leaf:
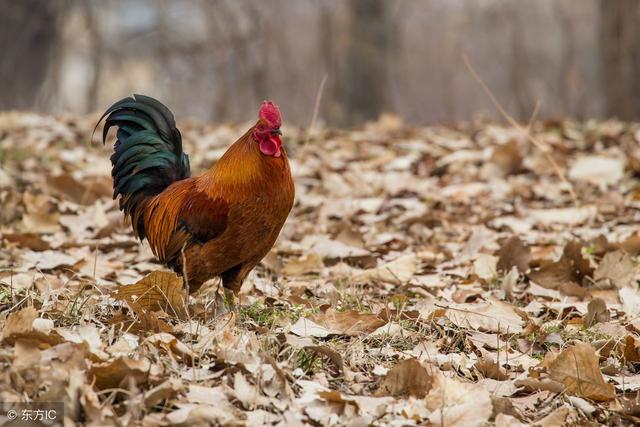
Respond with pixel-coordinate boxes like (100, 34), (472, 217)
(112, 271), (187, 319)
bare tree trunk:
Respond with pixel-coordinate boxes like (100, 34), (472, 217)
(599, 0), (640, 120)
(339, 0), (392, 126)
(0, 0), (66, 110)
(84, 1), (103, 112)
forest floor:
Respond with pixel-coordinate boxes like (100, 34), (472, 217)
(1, 112), (640, 426)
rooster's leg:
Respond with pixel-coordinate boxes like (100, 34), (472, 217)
(223, 287), (238, 310)
(221, 263), (250, 309)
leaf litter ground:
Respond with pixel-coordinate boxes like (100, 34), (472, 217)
(2, 112), (640, 425)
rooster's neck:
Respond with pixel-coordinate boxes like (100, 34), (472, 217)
(199, 126), (285, 193)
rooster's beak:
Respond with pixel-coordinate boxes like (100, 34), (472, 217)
(271, 128), (282, 136)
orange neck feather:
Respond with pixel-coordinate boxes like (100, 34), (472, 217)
(197, 124), (289, 196)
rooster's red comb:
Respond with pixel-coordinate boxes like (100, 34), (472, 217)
(259, 101), (281, 128)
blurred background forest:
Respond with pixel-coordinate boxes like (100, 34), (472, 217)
(1, 0), (638, 126)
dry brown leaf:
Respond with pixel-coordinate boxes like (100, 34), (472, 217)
(445, 298), (526, 333)
(112, 271), (188, 319)
(143, 333), (196, 364)
(351, 253), (417, 285)
(375, 358), (434, 398)
(20, 211), (61, 234)
(2, 232), (50, 251)
(48, 174), (111, 205)
(282, 252), (324, 276)
(490, 140), (523, 175)
(529, 241), (592, 289)
(475, 357), (508, 381)
(109, 309), (173, 334)
(2, 306), (64, 346)
(89, 356), (159, 390)
(514, 378), (565, 394)
(310, 308), (386, 336)
(532, 406), (570, 427)
(548, 341), (616, 401)
(583, 298), (609, 327)
(593, 250), (637, 289)
(497, 236), (531, 274)
(178, 385), (241, 424)
(165, 403), (240, 425)
(12, 338), (42, 376)
(558, 281), (591, 299)
(623, 335), (640, 363)
(233, 372), (270, 409)
(618, 233), (640, 256)
(144, 378), (184, 408)
(305, 345), (344, 375)
(425, 369), (493, 427)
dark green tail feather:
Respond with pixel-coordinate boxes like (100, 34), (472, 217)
(96, 95), (190, 240)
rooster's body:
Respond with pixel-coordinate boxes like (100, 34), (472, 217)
(99, 95), (294, 294)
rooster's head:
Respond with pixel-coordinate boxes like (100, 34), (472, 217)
(253, 101), (282, 158)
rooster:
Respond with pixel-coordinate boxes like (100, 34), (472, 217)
(97, 95), (294, 301)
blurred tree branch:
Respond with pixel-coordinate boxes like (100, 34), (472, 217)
(0, 0), (67, 110)
(599, 0), (640, 120)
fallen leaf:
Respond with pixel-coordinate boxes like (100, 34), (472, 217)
(112, 271), (188, 319)
(529, 241), (592, 289)
(529, 206), (597, 226)
(89, 356), (159, 390)
(305, 345), (344, 375)
(301, 235), (370, 261)
(289, 318), (333, 338)
(532, 406), (569, 427)
(444, 299), (525, 333)
(593, 250), (637, 289)
(495, 413), (527, 427)
(165, 403), (240, 425)
(282, 252), (324, 276)
(2, 232), (50, 251)
(620, 286), (640, 316)
(425, 370), (493, 427)
(310, 308), (386, 336)
(143, 333), (196, 363)
(48, 174), (111, 205)
(2, 306), (64, 346)
(497, 236), (531, 273)
(569, 155), (624, 188)
(144, 378), (184, 408)
(548, 341), (616, 401)
(473, 253), (499, 280)
(583, 298), (609, 327)
(475, 357), (508, 381)
(490, 140), (523, 175)
(20, 211), (61, 234)
(514, 378), (565, 394)
(351, 253), (417, 285)
(375, 358), (434, 398)
(623, 336), (640, 363)
(501, 266), (520, 298)
(233, 372), (269, 409)
(19, 250), (78, 271)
